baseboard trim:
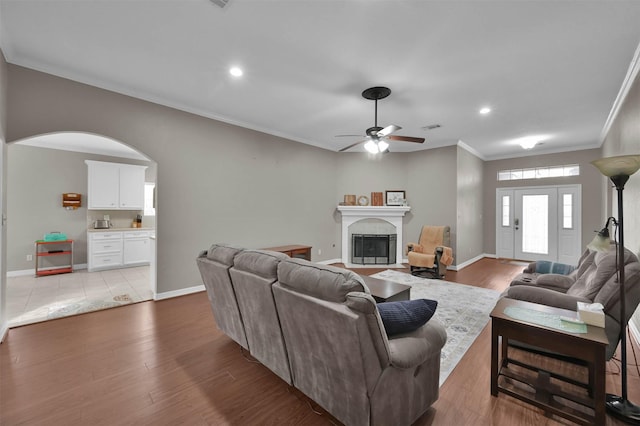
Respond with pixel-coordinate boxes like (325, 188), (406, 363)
(630, 319), (640, 347)
(0, 322), (9, 343)
(155, 284), (205, 301)
(8, 264), (88, 277)
(317, 258), (341, 265)
(450, 253), (493, 271)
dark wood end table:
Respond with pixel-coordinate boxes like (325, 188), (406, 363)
(490, 298), (609, 425)
(263, 244), (312, 261)
(360, 275), (411, 303)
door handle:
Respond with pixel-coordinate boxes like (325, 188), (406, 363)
(514, 218), (519, 230)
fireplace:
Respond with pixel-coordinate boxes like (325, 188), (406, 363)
(352, 234), (397, 265)
(336, 205), (410, 267)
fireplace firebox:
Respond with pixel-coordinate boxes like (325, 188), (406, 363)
(351, 234), (397, 265)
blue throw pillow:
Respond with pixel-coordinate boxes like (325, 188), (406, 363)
(377, 299), (438, 336)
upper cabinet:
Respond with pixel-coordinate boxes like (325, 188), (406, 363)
(86, 160), (148, 210)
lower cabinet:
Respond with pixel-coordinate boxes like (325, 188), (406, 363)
(88, 230), (151, 272)
(123, 232), (151, 266)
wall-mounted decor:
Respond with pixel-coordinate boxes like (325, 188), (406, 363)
(371, 192), (384, 206)
(357, 195), (370, 206)
(62, 193), (82, 210)
(344, 194), (356, 206)
(385, 190), (405, 206)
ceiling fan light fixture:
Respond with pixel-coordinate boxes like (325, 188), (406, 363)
(364, 140), (379, 154)
(378, 140), (389, 152)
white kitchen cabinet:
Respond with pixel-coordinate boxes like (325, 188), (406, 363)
(86, 160), (147, 210)
(88, 230), (151, 271)
(88, 231), (123, 272)
(123, 231), (151, 266)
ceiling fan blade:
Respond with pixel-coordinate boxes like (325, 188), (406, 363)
(335, 134), (365, 138)
(376, 124), (401, 138)
(339, 140), (366, 152)
(387, 135), (425, 144)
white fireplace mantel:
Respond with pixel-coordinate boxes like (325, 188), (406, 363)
(337, 205), (411, 266)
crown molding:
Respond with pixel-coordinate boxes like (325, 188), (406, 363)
(600, 41), (640, 143)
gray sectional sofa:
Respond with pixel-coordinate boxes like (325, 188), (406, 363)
(196, 244), (447, 426)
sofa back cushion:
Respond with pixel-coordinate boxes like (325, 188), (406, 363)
(273, 258), (387, 426)
(277, 258), (368, 302)
(196, 244), (248, 349)
(230, 250), (292, 384)
(568, 246), (638, 302)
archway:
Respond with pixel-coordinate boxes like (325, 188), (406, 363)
(4, 131), (157, 326)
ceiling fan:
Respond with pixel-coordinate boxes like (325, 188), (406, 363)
(338, 86), (425, 153)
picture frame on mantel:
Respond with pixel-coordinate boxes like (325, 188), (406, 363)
(385, 190), (405, 206)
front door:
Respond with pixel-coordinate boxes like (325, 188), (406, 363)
(496, 185), (581, 264)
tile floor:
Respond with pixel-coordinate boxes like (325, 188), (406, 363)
(6, 266), (153, 327)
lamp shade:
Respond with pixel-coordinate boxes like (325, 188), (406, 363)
(591, 155), (640, 177)
(587, 233), (611, 252)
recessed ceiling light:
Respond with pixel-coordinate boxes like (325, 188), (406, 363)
(479, 107), (491, 115)
(229, 66), (243, 77)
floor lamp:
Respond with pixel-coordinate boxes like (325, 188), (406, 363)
(590, 154), (640, 424)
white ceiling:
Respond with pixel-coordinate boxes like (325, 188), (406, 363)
(2, 0), (640, 160)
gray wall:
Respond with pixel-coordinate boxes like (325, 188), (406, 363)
(1, 48), (8, 330)
(482, 148), (604, 256)
(6, 144), (154, 270)
(457, 145), (484, 264)
(6, 65), (343, 293)
(600, 66), (640, 330)
(405, 146), (459, 259)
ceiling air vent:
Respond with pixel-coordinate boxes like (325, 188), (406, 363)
(421, 124), (442, 131)
(210, 0), (231, 8)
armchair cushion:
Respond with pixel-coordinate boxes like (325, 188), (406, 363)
(377, 299), (438, 336)
(410, 244), (425, 254)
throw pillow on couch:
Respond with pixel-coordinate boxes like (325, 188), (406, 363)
(377, 299), (438, 336)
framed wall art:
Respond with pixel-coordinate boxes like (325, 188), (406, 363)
(385, 190), (405, 206)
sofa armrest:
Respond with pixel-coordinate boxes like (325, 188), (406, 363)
(386, 319), (447, 369)
(502, 286), (591, 312)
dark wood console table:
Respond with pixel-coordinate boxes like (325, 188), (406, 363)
(263, 244), (312, 261)
(490, 298), (608, 425)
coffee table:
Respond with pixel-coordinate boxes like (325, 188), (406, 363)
(360, 275), (411, 303)
(490, 298), (609, 425)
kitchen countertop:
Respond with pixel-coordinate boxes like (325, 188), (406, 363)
(87, 227), (155, 232)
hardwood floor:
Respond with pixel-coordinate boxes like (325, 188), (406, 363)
(1, 258), (638, 425)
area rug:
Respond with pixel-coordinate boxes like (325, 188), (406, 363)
(47, 293), (133, 320)
(369, 269), (501, 386)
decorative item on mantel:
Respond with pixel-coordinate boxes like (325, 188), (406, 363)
(371, 192), (384, 206)
(385, 190), (406, 206)
(344, 194), (356, 206)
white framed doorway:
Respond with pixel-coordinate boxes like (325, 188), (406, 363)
(496, 185), (581, 264)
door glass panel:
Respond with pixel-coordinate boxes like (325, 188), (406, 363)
(502, 196), (510, 226)
(522, 194), (548, 254)
(563, 193), (573, 229)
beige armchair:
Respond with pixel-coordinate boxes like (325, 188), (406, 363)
(407, 225), (454, 279)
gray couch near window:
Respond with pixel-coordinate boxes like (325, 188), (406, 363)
(502, 245), (640, 359)
(196, 245), (447, 426)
